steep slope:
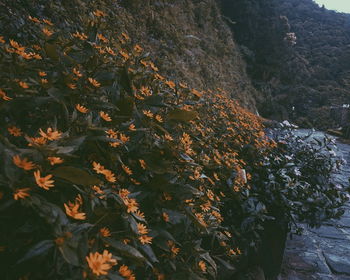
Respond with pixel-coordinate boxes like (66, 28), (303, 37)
(0, 0), (260, 111)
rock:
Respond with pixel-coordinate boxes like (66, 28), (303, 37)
(324, 253), (350, 275)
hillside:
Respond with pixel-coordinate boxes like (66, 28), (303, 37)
(221, 0), (350, 129)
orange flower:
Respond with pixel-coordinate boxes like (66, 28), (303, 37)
(155, 115), (163, 123)
(67, 83), (77, 89)
(38, 71), (47, 77)
(34, 170), (54, 190)
(99, 227), (111, 237)
(76, 104), (88, 113)
(135, 210), (145, 219)
(167, 240), (180, 256)
(198, 261), (207, 272)
(97, 33), (108, 43)
(86, 250), (116, 276)
(28, 136), (47, 146)
(134, 44), (143, 53)
(47, 157), (64, 165)
(102, 169), (116, 183)
(0, 89), (12, 101)
(124, 198), (138, 213)
(13, 155), (35, 170)
(8, 126), (22, 136)
(162, 212), (169, 222)
(139, 235), (152, 245)
(137, 223), (148, 235)
(142, 110), (153, 118)
(13, 188), (31, 200)
(0, 36), (5, 44)
(28, 16), (40, 23)
(72, 31), (88, 40)
(129, 124), (136, 131)
(93, 10), (106, 17)
(88, 77), (100, 87)
(139, 159), (147, 169)
(92, 161), (105, 174)
(43, 19), (53, 26)
(122, 165), (132, 175)
(42, 28), (53, 36)
(64, 200), (86, 220)
(119, 50), (129, 61)
(119, 265), (135, 279)
(164, 134), (173, 141)
(41, 79), (48, 84)
(121, 32), (130, 40)
(100, 111), (112, 122)
(19, 81), (29, 89)
(39, 127), (62, 141)
(73, 67), (83, 78)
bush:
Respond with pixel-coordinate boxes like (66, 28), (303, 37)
(0, 8), (276, 280)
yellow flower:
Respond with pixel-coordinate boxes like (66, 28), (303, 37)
(139, 159), (147, 169)
(124, 198), (138, 213)
(198, 260), (207, 272)
(42, 28), (54, 36)
(93, 10), (106, 17)
(162, 212), (169, 222)
(47, 157), (64, 165)
(97, 33), (108, 43)
(122, 165), (132, 175)
(99, 227), (111, 237)
(139, 235), (152, 245)
(0, 36), (5, 44)
(28, 136), (47, 146)
(72, 31), (88, 40)
(73, 67), (83, 78)
(88, 77), (101, 87)
(76, 104), (88, 113)
(102, 169), (116, 183)
(119, 265), (135, 279)
(86, 250), (116, 276)
(39, 127), (62, 141)
(13, 155), (36, 170)
(119, 50), (129, 61)
(99, 111), (112, 122)
(134, 44), (143, 53)
(13, 188), (31, 200)
(8, 126), (22, 136)
(129, 124), (136, 131)
(67, 83), (77, 89)
(34, 170), (54, 190)
(155, 115), (163, 123)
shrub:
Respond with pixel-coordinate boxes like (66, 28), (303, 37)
(0, 8), (276, 280)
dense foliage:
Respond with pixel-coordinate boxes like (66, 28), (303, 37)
(0, 1), (348, 280)
(221, 0), (350, 129)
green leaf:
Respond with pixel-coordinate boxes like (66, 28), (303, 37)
(168, 109), (198, 122)
(102, 237), (146, 263)
(44, 42), (59, 60)
(59, 243), (80, 266)
(52, 166), (101, 186)
(17, 240), (54, 264)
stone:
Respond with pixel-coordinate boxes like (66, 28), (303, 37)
(324, 253), (350, 275)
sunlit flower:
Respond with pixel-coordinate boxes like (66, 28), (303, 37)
(67, 83), (77, 89)
(41, 79), (48, 84)
(100, 227), (111, 237)
(88, 77), (101, 87)
(119, 189), (130, 199)
(34, 170), (54, 190)
(0, 36), (5, 44)
(13, 155), (35, 170)
(33, 44), (41, 50)
(13, 188), (31, 200)
(42, 28), (53, 36)
(119, 50), (129, 61)
(198, 261), (207, 272)
(72, 31), (88, 40)
(0, 89), (12, 101)
(76, 104), (88, 113)
(86, 250), (116, 276)
(100, 111), (112, 121)
(139, 235), (152, 244)
(97, 33), (108, 43)
(167, 240), (180, 256)
(134, 44), (143, 53)
(165, 80), (175, 90)
(47, 156), (64, 165)
(164, 134), (173, 141)
(8, 126), (22, 136)
(124, 198), (138, 213)
(28, 136), (47, 146)
(119, 133), (129, 143)
(135, 210), (145, 219)
(39, 127), (62, 141)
